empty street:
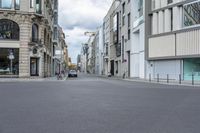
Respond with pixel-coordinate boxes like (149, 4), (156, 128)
(0, 75), (200, 133)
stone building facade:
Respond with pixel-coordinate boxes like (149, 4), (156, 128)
(53, 26), (68, 75)
(103, 1), (122, 77)
(0, 0), (58, 78)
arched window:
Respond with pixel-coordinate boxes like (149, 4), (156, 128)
(32, 24), (39, 42)
(0, 19), (20, 40)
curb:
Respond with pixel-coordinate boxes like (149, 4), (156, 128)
(96, 75), (200, 87)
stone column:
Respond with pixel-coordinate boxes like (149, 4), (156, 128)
(19, 21), (30, 78)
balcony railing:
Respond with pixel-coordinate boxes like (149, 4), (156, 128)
(29, 38), (43, 47)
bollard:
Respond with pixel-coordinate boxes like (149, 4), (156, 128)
(167, 74), (169, 83)
(149, 74), (151, 82)
(192, 74), (194, 85)
(179, 74), (181, 84)
(157, 74), (159, 83)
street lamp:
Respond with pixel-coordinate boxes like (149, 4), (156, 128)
(8, 49), (15, 75)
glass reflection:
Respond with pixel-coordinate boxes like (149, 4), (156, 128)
(0, 48), (19, 75)
(1, 0), (12, 9)
(184, 1), (200, 27)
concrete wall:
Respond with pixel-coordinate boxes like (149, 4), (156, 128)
(131, 24), (145, 78)
(149, 34), (176, 58)
(177, 29), (200, 56)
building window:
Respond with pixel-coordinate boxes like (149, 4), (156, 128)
(128, 29), (131, 40)
(0, 0), (12, 9)
(106, 43), (108, 56)
(32, 24), (39, 42)
(122, 36), (125, 61)
(36, 0), (41, 14)
(122, 16), (125, 26)
(168, 0), (173, 4)
(152, 0), (155, 10)
(113, 13), (118, 44)
(53, 27), (58, 40)
(128, 13), (131, 27)
(54, 0), (58, 10)
(15, 0), (20, 10)
(54, 12), (58, 25)
(138, 0), (143, 17)
(170, 8), (173, 31)
(116, 43), (121, 57)
(0, 19), (20, 40)
(30, 0), (34, 8)
(122, 2), (125, 14)
(183, 1), (200, 27)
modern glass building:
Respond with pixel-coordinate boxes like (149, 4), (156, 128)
(148, 0), (200, 80)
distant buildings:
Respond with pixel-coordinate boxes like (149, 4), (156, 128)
(53, 26), (68, 75)
(0, 0), (68, 78)
(81, 0), (200, 81)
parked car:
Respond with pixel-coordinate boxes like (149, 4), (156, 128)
(68, 70), (78, 78)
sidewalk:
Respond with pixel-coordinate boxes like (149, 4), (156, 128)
(0, 76), (67, 82)
(124, 78), (200, 87)
(97, 74), (200, 87)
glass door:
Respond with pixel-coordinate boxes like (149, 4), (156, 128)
(30, 58), (39, 76)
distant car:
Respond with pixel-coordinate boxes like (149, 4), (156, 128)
(68, 70), (78, 78)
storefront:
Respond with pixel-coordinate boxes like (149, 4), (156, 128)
(0, 48), (19, 75)
(184, 58), (200, 80)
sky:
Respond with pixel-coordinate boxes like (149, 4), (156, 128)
(59, 0), (112, 63)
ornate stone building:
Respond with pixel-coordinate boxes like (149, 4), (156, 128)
(0, 0), (58, 78)
(53, 26), (68, 75)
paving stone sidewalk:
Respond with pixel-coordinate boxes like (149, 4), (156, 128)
(95, 74), (200, 87)
(0, 77), (68, 82)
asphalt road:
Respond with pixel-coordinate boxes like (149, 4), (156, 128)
(0, 74), (200, 133)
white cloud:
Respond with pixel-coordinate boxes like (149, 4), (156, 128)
(59, 0), (112, 63)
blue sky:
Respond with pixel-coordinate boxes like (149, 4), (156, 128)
(59, 0), (112, 63)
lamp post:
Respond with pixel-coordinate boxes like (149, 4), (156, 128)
(8, 49), (15, 75)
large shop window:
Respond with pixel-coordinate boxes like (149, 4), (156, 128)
(184, 59), (200, 80)
(0, 19), (20, 40)
(183, 1), (200, 27)
(0, 48), (19, 75)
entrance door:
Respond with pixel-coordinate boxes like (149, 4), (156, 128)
(110, 60), (114, 76)
(30, 58), (39, 76)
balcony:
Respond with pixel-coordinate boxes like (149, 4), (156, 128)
(29, 38), (43, 47)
